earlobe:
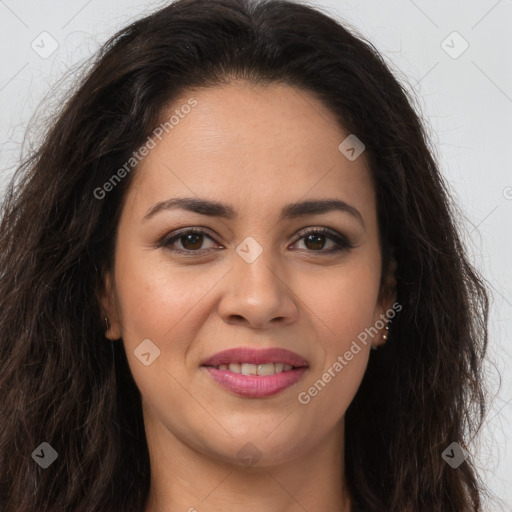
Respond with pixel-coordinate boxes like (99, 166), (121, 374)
(97, 269), (122, 340)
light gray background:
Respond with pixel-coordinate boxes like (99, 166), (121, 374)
(1, 0), (511, 508)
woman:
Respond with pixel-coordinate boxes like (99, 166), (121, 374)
(0, 0), (491, 510)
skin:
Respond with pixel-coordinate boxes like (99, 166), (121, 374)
(100, 80), (396, 512)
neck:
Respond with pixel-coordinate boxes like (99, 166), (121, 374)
(143, 404), (352, 512)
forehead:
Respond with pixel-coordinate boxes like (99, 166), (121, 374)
(127, 81), (376, 222)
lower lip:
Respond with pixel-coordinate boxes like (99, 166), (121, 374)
(202, 366), (308, 398)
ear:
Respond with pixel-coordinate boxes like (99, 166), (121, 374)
(372, 250), (398, 349)
(97, 267), (122, 341)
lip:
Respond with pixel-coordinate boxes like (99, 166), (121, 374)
(201, 347), (309, 398)
(201, 347), (309, 367)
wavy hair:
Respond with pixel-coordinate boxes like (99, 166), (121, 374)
(0, 0), (490, 510)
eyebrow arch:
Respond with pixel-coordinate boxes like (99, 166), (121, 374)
(143, 197), (365, 228)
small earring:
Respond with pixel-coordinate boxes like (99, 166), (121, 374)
(104, 316), (109, 332)
(382, 323), (390, 341)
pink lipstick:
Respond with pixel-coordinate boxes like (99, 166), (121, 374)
(201, 347), (309, 398)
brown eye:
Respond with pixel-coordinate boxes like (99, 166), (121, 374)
(292, 228), (353, 254)
(179, 233), (204, 251)
(162, 229), (219, 253)
(303, 232), (327, 250)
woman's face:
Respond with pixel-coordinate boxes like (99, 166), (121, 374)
(101, 81), (394, 467)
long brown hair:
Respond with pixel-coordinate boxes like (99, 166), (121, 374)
(0, 0), (491, 510)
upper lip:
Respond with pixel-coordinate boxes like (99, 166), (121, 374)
(201, 347), (309, 367)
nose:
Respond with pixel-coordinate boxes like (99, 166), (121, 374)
(217, 248), (299, 329)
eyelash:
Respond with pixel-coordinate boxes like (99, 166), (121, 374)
(159, 227), (354, 256)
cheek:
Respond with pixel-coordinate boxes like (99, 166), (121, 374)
(308, 256), (382, 343)
(295, 257), (381, 412)
(112, 247), (209, 405)
(113, 243), (223, 360)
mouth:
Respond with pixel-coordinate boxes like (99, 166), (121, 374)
(200, 346), (309, 397)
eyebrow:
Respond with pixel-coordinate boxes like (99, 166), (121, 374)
(143, 197), (365, 227)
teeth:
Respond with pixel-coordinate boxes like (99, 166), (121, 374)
(215, 362), (295, 375)
(257, 363), (276, 376)
(241, 363), (257, 375)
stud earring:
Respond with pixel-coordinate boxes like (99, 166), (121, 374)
(382, 323), (389, 341)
